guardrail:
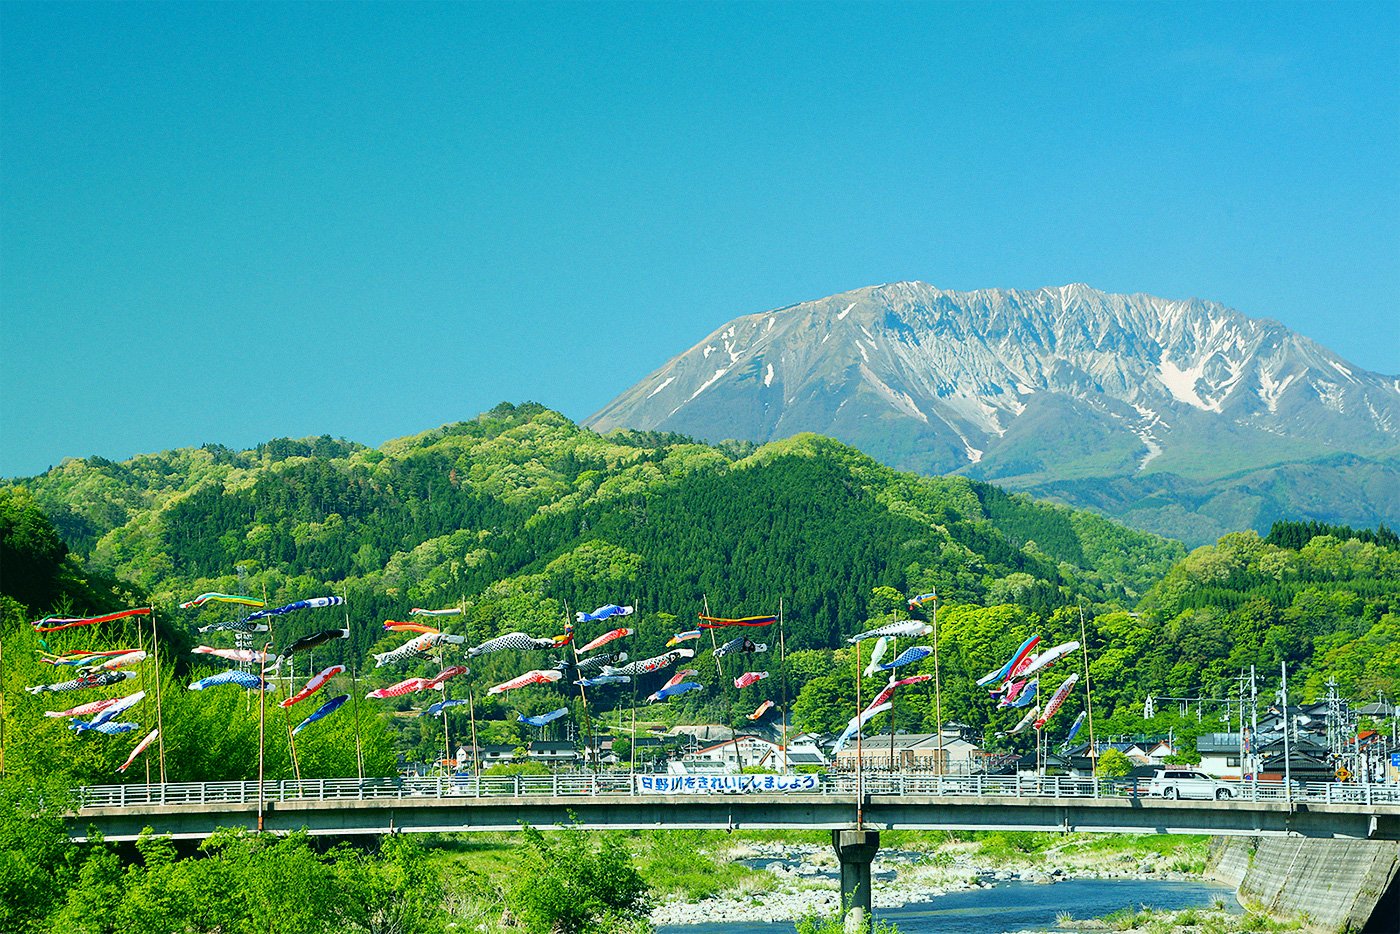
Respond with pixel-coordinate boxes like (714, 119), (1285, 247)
(72, 772), (1400, 810)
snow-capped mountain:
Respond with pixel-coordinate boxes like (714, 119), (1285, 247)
(587, 282), (1399, 544)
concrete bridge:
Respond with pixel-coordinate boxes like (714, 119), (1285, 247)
(68, 773), (1400, 931)
(69, 772), (1400, 843)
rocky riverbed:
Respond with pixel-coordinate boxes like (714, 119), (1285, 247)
(650, 838), (1210, 927)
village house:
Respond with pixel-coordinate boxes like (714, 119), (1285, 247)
(683, 734), (822, 772)
(527, 740), (581, 766)
(830, 730), (983, 773)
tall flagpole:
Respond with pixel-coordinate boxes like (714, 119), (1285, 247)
(0, 625), (6, 778)
(284, 695), (303, 784)
(150, 607), (167, 783)
(932, 588), (943, 776)
(258, 638), (272, 831)
(855, 636), (864, 829)
(778, 597), (789, 766)
(137, 615), (151, 785)
(630, 592), (639, 779)
(342, 586), (364, 780)
(468, 683), (481, 776)
(1077, 600), (1097, 778)
(702, 595), (736, 761)
(564, 601), (599, 775)
(888, 634), (898, 773)
(441, 682), (451, 775)
(135, 616), (151, 784)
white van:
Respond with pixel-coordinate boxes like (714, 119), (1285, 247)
(1147, 768), (1237, 800)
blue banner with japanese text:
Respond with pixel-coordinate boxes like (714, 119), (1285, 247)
(636, 774), (819, 794)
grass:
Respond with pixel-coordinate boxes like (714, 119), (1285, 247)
(1056, 904), (1300, 934)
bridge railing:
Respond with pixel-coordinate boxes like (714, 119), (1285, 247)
(71, 771), (1400, 810)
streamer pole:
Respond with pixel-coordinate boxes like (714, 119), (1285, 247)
(0, 627), (6, 777)
(779, 596), (789, 766)
(855, 637), (864, 828)
(889, 634), (898, 773)
(150, 607), (167, 783)
(442, 683), (451, 776)
(284, 697), (302, 784)
(468, 683), (481, 776)
(565, 601), (598, 775)
(932, 588), (943, 775)
(1078, 600), (1097, 778)
(136, 617), (150, 785)
(342, 586), (364, 780)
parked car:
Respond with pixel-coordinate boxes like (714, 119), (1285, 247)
(1147, 767), (1237, 800)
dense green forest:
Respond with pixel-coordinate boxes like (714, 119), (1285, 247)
(3, 403), (1397, 782)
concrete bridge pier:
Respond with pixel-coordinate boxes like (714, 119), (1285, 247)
(833, 829), (880, 929)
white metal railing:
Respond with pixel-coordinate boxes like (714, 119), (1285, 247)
(71, 772), (1400, 810)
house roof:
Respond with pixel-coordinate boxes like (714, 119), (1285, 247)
(694, 734), (775, 755)
(529, 741), (578, 752)
(1197, 733), (1240, 754)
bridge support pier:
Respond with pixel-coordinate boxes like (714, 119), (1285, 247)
(833, 829), (880, 930)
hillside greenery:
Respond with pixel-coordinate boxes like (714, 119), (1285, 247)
(3, 403), (1397, 780)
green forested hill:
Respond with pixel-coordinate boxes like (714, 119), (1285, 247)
(9, 403), (1181, 659)
(4, 403), (1396, 779)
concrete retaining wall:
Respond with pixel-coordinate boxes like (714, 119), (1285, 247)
(1209, 837), (1400, 932)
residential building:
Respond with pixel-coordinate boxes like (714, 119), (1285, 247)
(830, 731), (982, 773)
(528, 740), (580, 765)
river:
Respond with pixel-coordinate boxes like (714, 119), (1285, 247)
(655, 878), (1239, 934)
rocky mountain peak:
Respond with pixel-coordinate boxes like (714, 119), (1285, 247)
(587, 283), (1398, 544)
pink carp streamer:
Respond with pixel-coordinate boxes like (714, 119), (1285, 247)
(578, 628), (632, 653)
(367, 667), (469, 699)
(367, 678), (431, 700)
(733, 671), (770, 690)
(747, 700), (775, 720)
(117, 729), (159, 773)
(660, 669), (698, 691)
(44, 697), (122, 719)
(1034, 674), (1079, 729)
(383, 620), (441, 634)
(280, 665), (345, 709)
(426, 666), (468, 689)
(487, 669), (563, 695)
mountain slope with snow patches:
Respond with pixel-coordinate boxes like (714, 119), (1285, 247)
(587, 283), (1398, 544)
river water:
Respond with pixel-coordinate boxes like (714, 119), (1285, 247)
(656, 878), (1239, 934)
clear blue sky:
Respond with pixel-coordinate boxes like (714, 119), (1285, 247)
(3, 2), (1397, 477)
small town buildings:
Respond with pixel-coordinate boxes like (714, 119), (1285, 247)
(830, 731), (982, 773)
(528, 740), (580, 765)
(683, 734), (824, 772)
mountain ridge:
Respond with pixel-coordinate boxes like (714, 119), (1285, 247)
(587, 282), (1399, 544)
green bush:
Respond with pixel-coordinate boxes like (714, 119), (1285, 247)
(507, 823), (651, 933)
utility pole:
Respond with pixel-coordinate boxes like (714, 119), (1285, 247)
(1281, 662), (1292, 805)
(855, 637), (864, 829)
(1250, 665), (1259, 798)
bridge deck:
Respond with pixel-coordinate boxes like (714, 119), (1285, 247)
(67, 774), (1400, 842)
